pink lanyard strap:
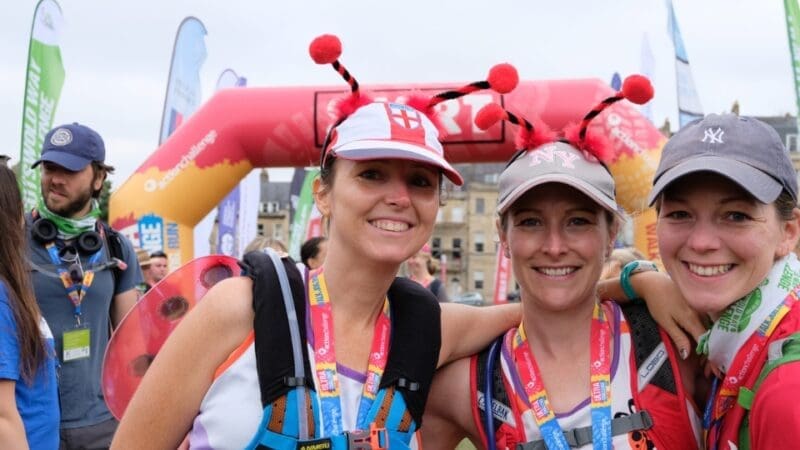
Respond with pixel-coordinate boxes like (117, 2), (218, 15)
(308, 268), (392, 435)
(507, 302), (612, 450)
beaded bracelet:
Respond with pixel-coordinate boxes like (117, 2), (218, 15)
(619, 260), (659, 301)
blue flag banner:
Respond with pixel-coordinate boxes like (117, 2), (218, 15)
(666, 0), (703, 128)
(158, 17), (207, 145)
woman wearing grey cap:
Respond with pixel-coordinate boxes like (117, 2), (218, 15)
(649, 113), (800, 450)
(422, 78), (704, 450)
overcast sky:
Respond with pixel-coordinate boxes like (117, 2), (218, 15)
(1, 0), (795, 186)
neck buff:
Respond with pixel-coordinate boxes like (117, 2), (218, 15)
(698, 253), (800, 373)
(37, 197), (101, 240)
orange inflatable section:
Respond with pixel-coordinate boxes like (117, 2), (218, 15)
(109, 79), (665, 265)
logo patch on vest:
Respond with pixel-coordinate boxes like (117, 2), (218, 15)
(297, 438), (332, 450)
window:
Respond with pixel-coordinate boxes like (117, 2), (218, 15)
(451, 207), (465, 223)
(474, 271), (484, 290)
(453, 237), (462, 259)
(260, 201), (280, 214)
(432, 237), (442, 258)
(257, 223), (265, 236)
(474, 231), (485, 253)
(273, 223), (284, 241)
(787, 133), (798, 152)
(475, 197), (485, 214)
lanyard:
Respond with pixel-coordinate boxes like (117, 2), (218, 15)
(506, 302), (612, 450)
(307, 268), (392, 436)
(45, 241), (102, 323)
(703, 290), (798, 450)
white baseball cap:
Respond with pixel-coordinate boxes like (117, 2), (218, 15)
(325, 101), (464, 185)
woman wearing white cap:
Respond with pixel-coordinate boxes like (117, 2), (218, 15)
(112, 35), (526, 450)
(648, 114), (800, 450)
(422, 77), (705, 450)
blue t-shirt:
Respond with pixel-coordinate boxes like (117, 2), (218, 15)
(0, 281), (59, 449)
(28, 225), (142, 429)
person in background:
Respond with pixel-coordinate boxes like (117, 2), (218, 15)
(243, 236), (288, 256)
(135, 249), (152, 296)
(143, 250), (168, 289)
(407, 243), (449, 302)
(0, 165), (59, 449)
(26, 122), (142, 449)
(300, 236), (328, 270)
(600, 246), (646, 281)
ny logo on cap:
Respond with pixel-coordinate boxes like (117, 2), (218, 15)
(528, 145), (579, 169)
(389, 103), (421, 129)
(702, 127), (725, 144)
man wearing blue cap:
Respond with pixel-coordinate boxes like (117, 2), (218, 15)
(26, 123), (142, 449)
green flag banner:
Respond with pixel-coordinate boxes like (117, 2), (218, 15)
(19, 0), (65, 211)
(785, 0), (800, 132)
(288, 168), (320, 260)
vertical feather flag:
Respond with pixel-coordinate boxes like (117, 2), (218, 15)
(19, 0), (65, 211)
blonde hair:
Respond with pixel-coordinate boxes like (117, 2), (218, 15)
(244, 236), (288, 255)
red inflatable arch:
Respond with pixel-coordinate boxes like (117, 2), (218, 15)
(109, 79), (665, 265)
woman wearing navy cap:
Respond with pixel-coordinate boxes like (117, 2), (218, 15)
(648, 114), (800, 450)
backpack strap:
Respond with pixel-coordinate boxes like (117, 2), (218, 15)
(98, 220), (125, 288)
(620, 302), (676, 394)
(240, 249), (314, 412)
(378, 277), (442, 429)
(517, 411), (653, 450)
(738, 331), (800, 410)
(474, 328), (655, 450)
(473, 336), (512, 449)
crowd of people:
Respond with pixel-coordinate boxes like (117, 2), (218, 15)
(2, 36), (799, 450)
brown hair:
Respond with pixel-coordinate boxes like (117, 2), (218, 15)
(774, 190), (798, 221)
(0, 166), (47, 383)
(90, 161), (115, 199)
(654, 188), (798, 222)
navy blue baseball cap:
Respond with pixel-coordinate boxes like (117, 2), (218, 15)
(31, 123), (106, 171)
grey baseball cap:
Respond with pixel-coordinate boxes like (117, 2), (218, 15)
(648, 114), (797, 206)
(497, 141), (624, 219)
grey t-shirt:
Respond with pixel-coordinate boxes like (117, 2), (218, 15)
(28, 225), (142, 429)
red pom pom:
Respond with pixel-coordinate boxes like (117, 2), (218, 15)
(309, 34), (342, 64)
(331, 93), (373, 121)
(487, 63), (519, 94)
(621, 74), (654, 105)
(475, 104), (506, 130)
(563, 123), (615, 163)
(517, 118), (557, 150)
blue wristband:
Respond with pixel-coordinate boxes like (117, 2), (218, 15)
(619, 260), (658, 301)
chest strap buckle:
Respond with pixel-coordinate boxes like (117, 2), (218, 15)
(346, 423), (387, 450)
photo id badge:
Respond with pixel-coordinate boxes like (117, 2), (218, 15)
(63, 327), (90, 362)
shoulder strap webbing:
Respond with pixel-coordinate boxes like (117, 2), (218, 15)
(620, 302), (677, 394)
(379, 277), (442, 427)
(242, 250), (313, 406)
(474, 337), (510, 443)
(736, 331), (800, 450)
(518, 411), (653, 450)
(245, 255), (441, 433)
(738, 331), (800, 411)
(98, 221), (124, 288)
